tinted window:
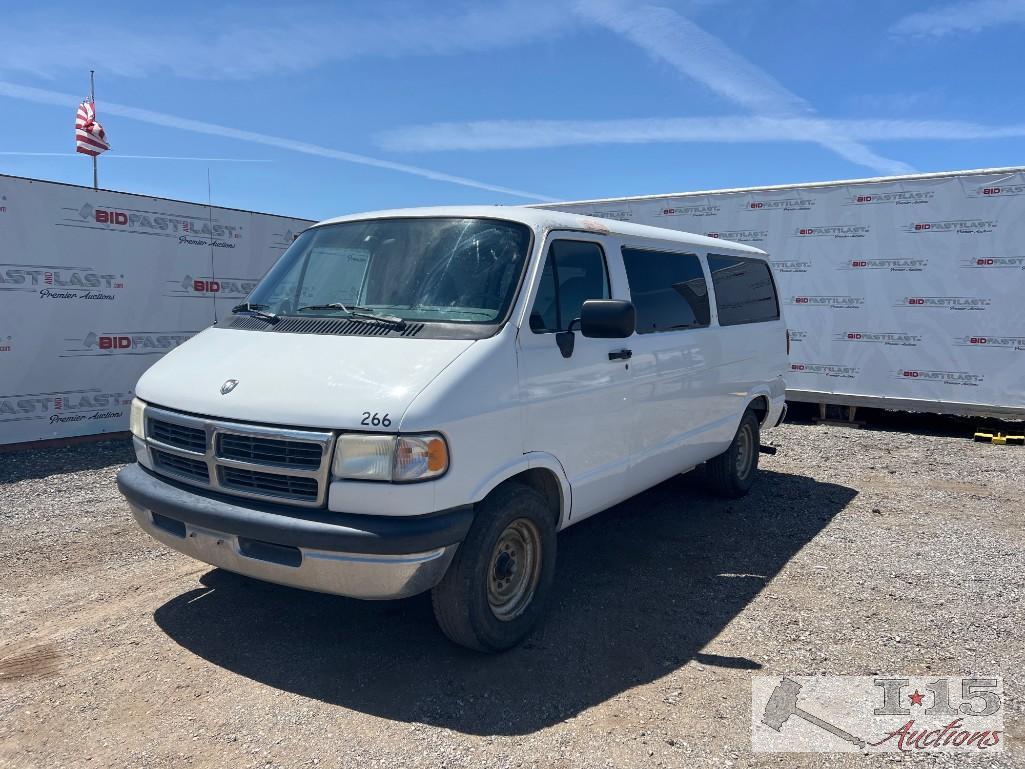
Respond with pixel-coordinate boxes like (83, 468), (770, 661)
(621, 248), (710, 334)
(530, 240), (610, 333)
(707, 254), (780, 326)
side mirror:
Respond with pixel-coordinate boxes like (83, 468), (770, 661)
(580, 299), (635, 339)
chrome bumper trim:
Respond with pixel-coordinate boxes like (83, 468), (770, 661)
(130, 503), (457, 600)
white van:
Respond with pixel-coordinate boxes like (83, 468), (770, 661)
(118, 206), (787, 651)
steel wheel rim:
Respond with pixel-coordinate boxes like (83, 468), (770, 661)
(487, 518), (542, 621)
(735, 423), (753, 479)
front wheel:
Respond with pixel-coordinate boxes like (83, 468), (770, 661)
(431, 483), (556, 652)
(706, 409), (760, 498)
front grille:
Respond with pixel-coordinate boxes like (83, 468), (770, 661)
(153, 449), (210, 482)
(149, 418), (207, 452)
(143, 405), (334, 507)
(217, 433), (322, 469)
(219, 466), (319, 501)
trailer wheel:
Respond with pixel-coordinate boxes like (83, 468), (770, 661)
(431, 483), (556, 652)
(706, 409), (760, 498)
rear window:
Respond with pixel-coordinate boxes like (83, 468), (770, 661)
(621, 247), (710, 334)
(706, 254), (780, 326)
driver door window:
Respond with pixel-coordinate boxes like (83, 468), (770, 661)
(529, 240), (610, 333)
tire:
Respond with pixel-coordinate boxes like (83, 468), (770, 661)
(431, 483), (556, 652)
(706, 408), (760, 499)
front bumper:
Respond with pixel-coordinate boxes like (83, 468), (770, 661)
(117, 463), (472, 599)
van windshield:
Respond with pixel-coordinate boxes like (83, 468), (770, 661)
(244, 217), (533, 325)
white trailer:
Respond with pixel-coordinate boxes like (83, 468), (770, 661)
(539, 167), (1025, 419)
(0, 174), (313, 446)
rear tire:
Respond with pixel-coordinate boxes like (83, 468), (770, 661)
(431, 483), (556, 652)
(706, 409), (760, 498)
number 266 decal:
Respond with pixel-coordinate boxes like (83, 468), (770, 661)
(361, 412), (391, 427)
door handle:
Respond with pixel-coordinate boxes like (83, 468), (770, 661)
(608, 349), (632, 361)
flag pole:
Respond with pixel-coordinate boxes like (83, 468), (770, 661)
(90, 70), (98, 190)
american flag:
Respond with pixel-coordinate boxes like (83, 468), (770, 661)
(75, 98), (110, 156)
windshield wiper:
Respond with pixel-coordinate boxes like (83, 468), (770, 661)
(231, 302), (279, 324)
(297, 303), (405, 328)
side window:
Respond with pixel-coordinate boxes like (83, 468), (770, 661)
(706, 254), (780, 326)
(530, 240), (610, 333)
(621, 247), (710, 334)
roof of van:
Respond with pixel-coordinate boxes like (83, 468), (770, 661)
(312, 205), (767, 256)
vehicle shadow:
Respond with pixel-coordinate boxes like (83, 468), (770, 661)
(0, 438), (134, 485)
(153, 468), (856, 736)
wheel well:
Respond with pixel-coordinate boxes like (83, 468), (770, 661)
(491, 468), (564, 527)
(748, 396), (769, 425)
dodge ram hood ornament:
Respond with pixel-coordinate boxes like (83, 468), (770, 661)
(220, 379), (239, 395)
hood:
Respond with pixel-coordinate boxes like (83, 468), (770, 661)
(136, 327), (474, 430)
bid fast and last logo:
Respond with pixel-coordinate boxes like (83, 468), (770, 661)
(787, 295), (865, 309)
(896, 368), (984, 386)
(656, 202), (720, 217)
(789, 362), (859, 379)
(704, 229), (768, 243)
(0, 388), (131, 425)
(966, 182), (1025, 198)
(841, 258), (927, 272)
(62, 203), (243, 248)
(0, 263), (126, 301)
(744, 196), (814, 212)
(956, 335), (1025, 351)
(896, 296), (991, 311)
(164, 274), (260, 299)
(61, 331), (193, 357)
(960, 256), (1025, 269)
(793, 224), (869, 239)
(901, 219), (997, 234)
(833, 331), (921, 347)
(587, 208), (632, 221)
(770, 258), (811, 274)
(845, 190), (934, 206)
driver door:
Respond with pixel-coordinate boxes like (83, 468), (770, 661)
(517, 236), (636, 522)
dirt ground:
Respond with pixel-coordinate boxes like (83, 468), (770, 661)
(1, 415), (1022, 768)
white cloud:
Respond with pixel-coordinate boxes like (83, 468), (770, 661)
(573, 0), (914, 174)
(574, 0), (809, 117)
(377, 115), (1025, 152)
(891, 0), (1025, 37)
(0, 2), (575, 79)
(0, 81), (554, 202)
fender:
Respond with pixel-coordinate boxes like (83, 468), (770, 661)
(715, 385), (778, 441)
(468, 451), (573, 530)
(748, 377), (786, 426)
(746, 384), (773, 419)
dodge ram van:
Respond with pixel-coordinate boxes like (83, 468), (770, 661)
(118, 206), (787, 651)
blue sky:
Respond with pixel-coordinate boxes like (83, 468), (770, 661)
(2, 0), (1024, 220)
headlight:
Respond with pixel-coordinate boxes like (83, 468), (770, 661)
(393, 434), (449, 482)
(130, 397), (147, 440)
(332, 432), (449, 482)
(332, 434), (395, 480)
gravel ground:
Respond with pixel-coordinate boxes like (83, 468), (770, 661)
(1, 416), (1022, 768)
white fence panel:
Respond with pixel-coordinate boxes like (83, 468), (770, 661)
(542, 169), (1025, 417)
(0, 175), (312, 445)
